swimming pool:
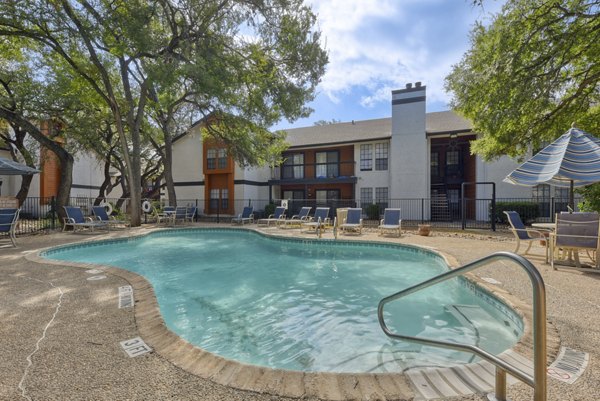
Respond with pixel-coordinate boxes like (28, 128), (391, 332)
(44, 228), (523, 373)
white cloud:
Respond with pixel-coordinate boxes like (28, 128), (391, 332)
(305, 0), (503, 110)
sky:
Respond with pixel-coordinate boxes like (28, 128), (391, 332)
(275, 0), (505, 130)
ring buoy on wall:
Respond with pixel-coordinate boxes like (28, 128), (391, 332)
(142, 200), (152, 213)
(101, 201), (113, 216)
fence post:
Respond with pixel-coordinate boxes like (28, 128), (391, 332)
(195, 199), (198, 222)
(421, 198), (424, 224)
(51, 196), (56, 230)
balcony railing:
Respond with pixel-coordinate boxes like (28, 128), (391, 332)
(270, 161), (356, 181)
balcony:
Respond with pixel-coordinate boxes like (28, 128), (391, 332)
(269, 161), (357, 184)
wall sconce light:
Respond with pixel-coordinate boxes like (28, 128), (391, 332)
(449, 133), (458, 139)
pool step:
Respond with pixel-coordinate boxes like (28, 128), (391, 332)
(406, 350), (533, 400)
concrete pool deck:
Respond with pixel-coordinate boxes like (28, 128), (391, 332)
(1, 224), (598, 400)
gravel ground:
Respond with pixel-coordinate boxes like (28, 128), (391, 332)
(0, 225), (598, 401)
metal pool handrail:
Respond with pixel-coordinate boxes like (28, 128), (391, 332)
(377, 251), (546, 401)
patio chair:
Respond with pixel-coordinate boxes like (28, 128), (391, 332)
(63, 206), (109, 233)
(232, 206), (254, 225)
(550, 212), (600, 270)
(173, 206), (189, 225)
(186, 206), (197, 223)
(257, 206), (286, 227)
(0, 208), (20, 247)
(156, 206), (175, 224)
(278, 206), (312, 228)
(504, 211), (548, 256)
(378, 208), (402, 237)
(92, 205), (130, 229)
(339, 208), (363, 235)
(302, 207), (331, 232)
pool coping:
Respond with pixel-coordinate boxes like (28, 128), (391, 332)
(27, 227), (561, 401)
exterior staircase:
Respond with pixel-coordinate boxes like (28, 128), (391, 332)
(431, 189), (451, 221)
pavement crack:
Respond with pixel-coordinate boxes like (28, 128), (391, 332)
(17, 277), (64, 401)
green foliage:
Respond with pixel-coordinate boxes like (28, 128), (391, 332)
(576, 184), (600, 212)
(264, 203), (276, 217)
(493, 201), (540, 224)
(445, 0), (600, 161)
(365, 204), (380, 220)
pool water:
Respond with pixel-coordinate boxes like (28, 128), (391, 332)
(46, 229), (523, 373)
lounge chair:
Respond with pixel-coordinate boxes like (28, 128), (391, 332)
(0, 208), (20, 247)
(156, 206), (176, 224)
(257, 206), (286, 226)
(279, 206), (312, 228)
(504, 211), (548, 256)
(172, 206), (189, 225)
(232, 206), (254, 225)
(378, 208), (402, 237)
(92, 205), (130, 229)
(186, 206), (197, 223)
(339, 208), (363, 235)
(302, 207), (331, 232)
(63, 206), (109, 232)
(550, 212), (600, 271)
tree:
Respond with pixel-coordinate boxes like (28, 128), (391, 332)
(1, 1), (327, 225)
(445, 0), (600, 161)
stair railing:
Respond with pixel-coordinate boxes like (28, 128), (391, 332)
(378, 251), (546, 401)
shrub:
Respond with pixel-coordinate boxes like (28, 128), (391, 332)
(365, 203), (380, 220)
(264, 202), (276, 217)
(493, 202), (540, 224)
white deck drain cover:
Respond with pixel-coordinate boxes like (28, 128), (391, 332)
(118, 285), (134, 308)
(86, 269), (104, 274)
(87, 275), (107, 281)
(547, 347), (589, 384)
(120, 337), (152, 357)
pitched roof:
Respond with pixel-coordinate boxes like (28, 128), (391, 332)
(282, 110), (472, 148)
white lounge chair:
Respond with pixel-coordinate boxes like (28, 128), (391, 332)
(232, 206), (254, 225)
(258, 206), (286, 226)
(378, 208), (402, 237)
(550, 212), (600, 271)
(92, 205), (130, 229)
(339, 208), (363, 235)
(303, 207), (331, 232)
(63, 206), (109, 232)
(279, 206), (312, 228)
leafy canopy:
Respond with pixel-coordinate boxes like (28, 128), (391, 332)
(446, 0), (600, 161)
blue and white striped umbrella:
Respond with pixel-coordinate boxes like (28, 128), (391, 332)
(504, 127), (600, 188)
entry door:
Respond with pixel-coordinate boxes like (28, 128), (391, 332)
(208, 188), (229, 213)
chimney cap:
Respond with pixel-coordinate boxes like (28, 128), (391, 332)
(405, 83), (413, 89)
(415, 81), (422, 88)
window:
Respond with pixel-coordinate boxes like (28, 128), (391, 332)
(217, 149), (227, 169)
(209, 188), (219, 209)
(282, 153), (304, 179)
(207, 148), (217, 170)
(533, 184), (551, 218)
(430, 152), (439, 177)
(220, 188), (229, 209)
(316, 151), (339, 177)
(446, 150), (460, 166)
(375, 187), (388, 209)
(375, 143), (388, 171)
(360, 187), (373, 206)
(315, 189), (340, 206)
(360, 144), (372, 171)
(555, 187), (569, 200)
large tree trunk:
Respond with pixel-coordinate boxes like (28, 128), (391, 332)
(163, 121), (177, 206)
(0, 107), (74, 222)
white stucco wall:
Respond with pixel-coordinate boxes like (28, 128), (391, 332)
(171, 128), (204, 202)
(476, 155), (532, 199)
(389, 86), (428, 202)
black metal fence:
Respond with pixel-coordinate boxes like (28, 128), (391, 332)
(6, 195), (582, 237)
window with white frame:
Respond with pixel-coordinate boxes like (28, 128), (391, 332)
(360, 187), (373, 206)
(375, 143), (388, 170)
(207, 148), (217, 170)
(375, 187), (388, 209)
(282, 153), (304, 179)
(217, 148), (227, 169)
(360, 144), (372, 171)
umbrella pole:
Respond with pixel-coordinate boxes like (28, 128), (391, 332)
(569, 180), (575, 211)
